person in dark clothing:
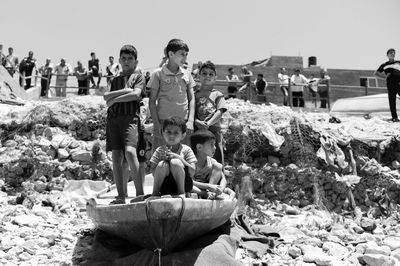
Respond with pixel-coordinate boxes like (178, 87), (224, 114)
(254, 74), (268, 102)
(88, 52), (102, 88)
(317, 69), (331, 108)
(374, 48), (400, 122)
(226, 67), (239, 98)
(20, 51), (37, 89)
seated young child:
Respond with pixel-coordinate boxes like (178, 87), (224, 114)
(150, 117), (197, 198)
(190, 130), (227, 199)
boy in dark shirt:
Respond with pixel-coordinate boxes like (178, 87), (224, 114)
(104, 44), (146, 204)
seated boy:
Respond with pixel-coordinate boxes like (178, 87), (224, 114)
(150, 117), (197, 198)
(190, 130), (227, 199)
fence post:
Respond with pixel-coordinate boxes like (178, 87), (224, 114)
(288, 79), (293, 108)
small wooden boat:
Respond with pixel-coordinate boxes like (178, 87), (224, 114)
(86, 175), (237, 254)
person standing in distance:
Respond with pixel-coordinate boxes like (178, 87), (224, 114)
(374, 48), (400, 122)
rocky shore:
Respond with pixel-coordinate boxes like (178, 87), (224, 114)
(0, 96), (400, 265)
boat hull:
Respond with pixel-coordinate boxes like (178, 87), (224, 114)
(86, 196), (237, 253)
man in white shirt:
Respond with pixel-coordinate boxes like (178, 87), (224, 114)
(53, 58), (72, 97)
(105, 56), (120, 85)
(278, 67), (289, 106)
(4, 47), (19, 77)
(290, 69), (308, 107)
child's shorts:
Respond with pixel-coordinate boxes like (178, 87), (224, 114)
(106, 115), (146, 163)
(159, 166), (193, 195)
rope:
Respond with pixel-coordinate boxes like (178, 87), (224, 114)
(145, 196), (186, 265)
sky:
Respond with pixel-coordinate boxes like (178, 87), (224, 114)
(1, 0), (399, 72)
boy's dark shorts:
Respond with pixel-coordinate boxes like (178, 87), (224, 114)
(106, 115), (146, 163)
(160, 166), (193, 195)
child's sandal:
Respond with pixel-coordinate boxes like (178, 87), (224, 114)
(109, 197), (126, 205)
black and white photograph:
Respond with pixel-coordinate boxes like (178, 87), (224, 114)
(0, 0), (400, 265)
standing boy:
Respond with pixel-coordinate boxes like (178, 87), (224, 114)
(147, 39), (196, 151)
(190, 130), (227, 199)
(104, 44), (146, 204)
(374, 48), (400, 122)
(150, 117), (197, 198)
(194, 61), (227, 165)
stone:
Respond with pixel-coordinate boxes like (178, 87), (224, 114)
(360, 217), (377, 232)
(322, 241), (349, 259)
(365, 245), (391, 256)
(12, 214), (44, 227)
(383, 237), (400, 251)
(392, 160), (400, 169)
(70, 150), (92, 162)
(392, 249), (400, 262)
(33, 181), (47, 193)
(37, 138), (52, 149)
(362, 254), (396, 266)
(352, 224), (364, 234)
(288, 246), (302, 258)
(57, 148), (70, 159)
(4, 140), (17, 148)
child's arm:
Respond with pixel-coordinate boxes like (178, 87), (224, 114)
(103, 88), (131, 101)
(203, 109), (224, 127)
(204, 93), (227, 127)
(148, 73), (161, 135)
(186, 86), (195, 132)
(106, 87), (142, 107)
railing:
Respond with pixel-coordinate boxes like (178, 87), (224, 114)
(17, 71), (112, 97)
(211, 79), (387, 111)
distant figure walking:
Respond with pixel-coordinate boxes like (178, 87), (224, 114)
(226, 67), (239, 98)
(374, 48), (400, 122)
(278, 67), (289, 106)
(290, 69), (308, 107)
(39, 58), (53, 97)
(88, 52), (102, 88)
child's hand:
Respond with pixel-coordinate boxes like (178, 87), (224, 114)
(208, 184), (223, 195)
(186, 121), (194, 133)
(207, 191), (216, 200)
(166, 151), (181, 161)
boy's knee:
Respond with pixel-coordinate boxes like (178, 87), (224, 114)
(169, 158), (184, 169)
(156, 161), (170, 172)
(125, 146), (138, 160)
